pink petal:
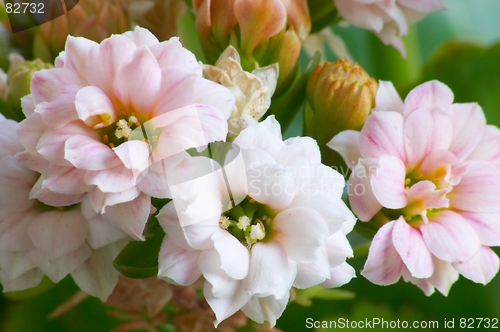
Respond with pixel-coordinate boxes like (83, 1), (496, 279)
(373, 80), (404, 114)
(15, 151), (49, 174)
(113, 140), (150, 173)
(196, 104), (230, 143)
(37, 121), (98, 166)
(103, 193), (150, 240)
(359, 111), (406, 161)
(421, 210), (481, 262)
(150, 37), (202, 75)
(39, 165), (93, 195)
(0, 267), (43, 292)
(16, 113), (46, 155)
(466, 125), (500, 166)
(212, 229), (249, 280)
(34, 85), (81, 128)
(361, 220), (404, 284)
(427, 258), (458, 296)
(404, 107), (453, 168)
(348, 159), (382, 222)
(74, 86), (117, 128)
(448, 160), (500, 213)
(63, 36), (98, 83)
(122, 26), (159, 47)
(30, 68), (83, 104)
(0, 251), (37, 280)
(30, 244), (91, 282)
(274, 207), (329, 263)
(460, 211), (500, 246)
(445, 103), (486, 162)
(84, 165), (137, 193)
(65, 135), (121, 171)
(334, 0), (385, 32)
(85, 35), (136, 95)
(398, 0), (446, 12)
(193, 77), (235, 120)
(392, 217), (433, 278)
(404, 180), (449, 217)
(0, 211), (35, 251)
(88, 186), (141, 213)
(0, 119), (23, 159)
(401, 266), (435, 296)
(84, 203), (129, 249)
(453, 246), (499, 285)
(157, 237), (201, 285)
(245, 241), (297, 299)
(152, 66), (197, 116)
(27, 210), (89, 259)
(370, 155), (407, 209)
(403, 80), (454, 115)
(0, 156), (37, 210)
(71, 244), (120, 301)
(327, 130), (361, 168)
(113, 46), (161, 114)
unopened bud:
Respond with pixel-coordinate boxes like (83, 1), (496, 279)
(305, 59), (377, 167)
(7, 54), (52, 104)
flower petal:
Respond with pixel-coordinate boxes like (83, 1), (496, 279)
(241, 294), (289, 328)
(427, 258), (458, 296)
(28, 210), (88, 259)
(421, 210), (481, 262)
(204, 281), (251, 327)
(321, 262), (356, 288)
(460, 211), (500, 246)
(370, 155), (407, 209)
(212, 229), (249, 280)
(392, 217), (433, 278)
(453, 246), (499, 285)
(245, 241), (296, 299)
(65, 135), (121, 171)
(348, 159), (382, 222)
(373, 80), (404, 114)
(103, 193), (151, 240)
(361, 220), (404, 285)
(71, 244), (120, 301)
(448, 160), (500, 213)
(359, 111), (406, 161)
(274, 207), (329, 263)
(158, 237), (201, 285)
(403, 80), (454, 115)
(327, 130), (361, 168)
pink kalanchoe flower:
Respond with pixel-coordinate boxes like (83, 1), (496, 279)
(329, 80), (500, 295)
(18, 27), (234, 240)
(157, 116), (356, 327)
(0, 118), (128, 300)
(333, 0), (445, 57)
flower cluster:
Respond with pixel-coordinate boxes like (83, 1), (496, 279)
(329, 80), (500, 295)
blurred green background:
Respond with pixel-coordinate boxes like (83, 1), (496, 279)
(2, 0), (500, 331)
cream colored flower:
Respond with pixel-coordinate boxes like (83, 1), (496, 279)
(203, 46), (278, 137)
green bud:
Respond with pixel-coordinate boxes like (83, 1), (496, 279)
(7, 54), (52, 105)
(304, 58), (377, 167)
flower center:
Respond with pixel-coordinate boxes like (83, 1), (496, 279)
(219, 197), (275, 248)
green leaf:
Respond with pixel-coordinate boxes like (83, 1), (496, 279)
(4, 276), (55, 300)
(294, 286), (355, 307)
(268, 51), (321, 133)
(417, 41), (500, 126)
(113, 216), (166, 279)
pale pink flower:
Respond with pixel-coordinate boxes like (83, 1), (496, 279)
(334, 0), (445, 57)
(157, 116), (356, 326)
(18, 27), (234, 240)
(329, 80), (500, 295)
(0, 119), (128, 300)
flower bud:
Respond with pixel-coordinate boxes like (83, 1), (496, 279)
(193, 0), (311, 96)
(304, 58), (377, 167)
(7, 54), (52, 105)
(124, 0), (187, 41)
(33, 0), (129, 62)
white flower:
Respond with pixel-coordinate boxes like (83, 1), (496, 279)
(157, 116), (355, 326)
